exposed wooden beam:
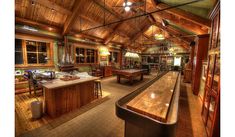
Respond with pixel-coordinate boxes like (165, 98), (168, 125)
(133, 7), (191, 50)
(148, 15), (192, 43)
(91, 0), (143, 38)
(91, 0), (122, 20)
(148, 1), (209, 34)
(77, 14), (128, 38)
(155, 3), (211, 28)
(103, 22), (124, 45)
(63, 0), (84, 35)
(130, 23), (152, 42)
(71, 31), (104, 42)
(71, 31), (124, 46)
(15, 17), (61, 33)
(34, 0), (72, 15)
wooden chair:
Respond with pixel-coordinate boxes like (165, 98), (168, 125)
(27, 71), (43, 96)
(91, 65), (103, 77)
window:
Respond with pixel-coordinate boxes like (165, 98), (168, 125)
(109, 52), (118, 63)
(15, 39), (23, 64)
(75, 47), (97, 64)
(26, 40), (48, 64)
(15, 38), (52, 67)
(76, 48), (85, 63)
(86, 49), (95, 63)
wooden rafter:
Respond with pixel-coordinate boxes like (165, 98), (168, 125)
(78, 14), (128, 38)
(132, 6), (191, 49)
(155, 3), (211, 28)
(103, 22), (124, 45)
(71, 31), (103, 42)
(153, 20), (192, 44)
(63, 0), (84, 35)
(16, 17), (61, 33)
(91, 0), (122, 20)
(148, 1), (209, 34)
(91, 0), (152, 44)
(141, 15), (190, 50)
(126, 23), (153, 47)
(34, 0), (72, 15)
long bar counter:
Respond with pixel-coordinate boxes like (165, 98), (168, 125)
(116, 71), (181, 137)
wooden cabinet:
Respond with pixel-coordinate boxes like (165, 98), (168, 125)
(201, 1), (220, 137)
(103, 66), (113, 77)
(184, 68), (192, 83)
(191, 34), (209, 95)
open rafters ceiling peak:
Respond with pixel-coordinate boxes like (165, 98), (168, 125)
(15, 0), (213, 52)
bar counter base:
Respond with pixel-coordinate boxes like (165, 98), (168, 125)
(44, 81), (94, 117)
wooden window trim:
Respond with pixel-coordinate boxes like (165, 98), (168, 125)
(15, 38), (54, 68)
(74, 46), (98, 65)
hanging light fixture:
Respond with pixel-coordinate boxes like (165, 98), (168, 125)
(124, 52), (139, 58)
(154, 34), (165, 40)
(155, 29), (165, 40)
(123, 1), (132, 12)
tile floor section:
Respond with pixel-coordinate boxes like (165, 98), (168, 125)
(18, 73), (207, 137)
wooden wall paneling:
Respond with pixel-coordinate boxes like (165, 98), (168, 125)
(80, 81), (94, 106)
(192, 34), (209, 95)
(45, 82), (95, 117)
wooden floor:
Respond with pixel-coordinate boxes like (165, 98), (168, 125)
(15, 73), (206, 137)
(15, 91), (110, 136)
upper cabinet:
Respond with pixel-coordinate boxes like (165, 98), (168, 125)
(201, 1), (220, 137)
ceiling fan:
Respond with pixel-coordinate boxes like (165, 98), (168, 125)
(113, 0), (145, 12)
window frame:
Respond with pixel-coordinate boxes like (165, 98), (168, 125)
(74, 46), (98, 64)
(15, 37), (54, 68)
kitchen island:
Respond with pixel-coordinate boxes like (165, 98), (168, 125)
(42, 76), (99, 117)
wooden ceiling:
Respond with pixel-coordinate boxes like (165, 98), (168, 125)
(15, 0), (217, 52)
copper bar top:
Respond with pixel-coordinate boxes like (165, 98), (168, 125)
(42, 76), (99, 89)
(126, 71), (179, 122)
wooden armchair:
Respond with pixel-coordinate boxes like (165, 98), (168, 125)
(27, 71), (43, 96)
(90, 65), (103, 78)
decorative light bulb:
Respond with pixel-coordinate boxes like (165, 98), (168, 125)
(124, 6), (130, 12)
(150, 93), (155, 99)
(127, 2), (132, 6)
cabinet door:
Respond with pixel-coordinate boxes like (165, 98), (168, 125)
(206, 95), (217, 137)
(212, 54), (220, 94)
(202, 86), (210, 123)
(206, 55), (215, 87)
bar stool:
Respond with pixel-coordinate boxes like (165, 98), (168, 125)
(94, 80), (102, 98)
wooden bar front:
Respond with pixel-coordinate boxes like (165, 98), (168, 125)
(43, 77), (98, 117)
